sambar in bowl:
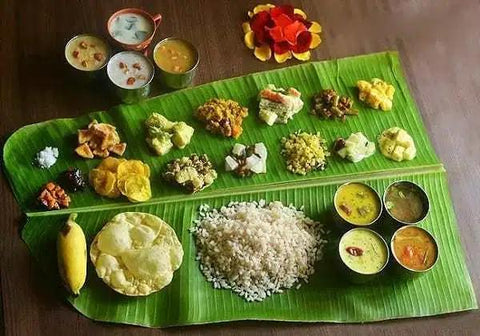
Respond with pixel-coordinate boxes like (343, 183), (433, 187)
(391, 225), (438, 275)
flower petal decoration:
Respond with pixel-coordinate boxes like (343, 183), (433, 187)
(254, 29), (270, 46)
(267, 25), (284, 42)
(242, 22), (252, 34)
(293, 8), (307, 19)
(273, 40), (291, 55)
(270, 4), (294, 19)
(293, 14), (312, 29)
(309, 33), (321, 49)
(284, 21), (307, 45)
(292, 51), (311, 61)
(250, 11), (271, 34)
(272, 13), (293, 28)
(244, 31), (255, 49)
(242, 4), (322, 63)
(274, 51), (292, 63)
(253, 4), (274, 14)
(254, 45), (272, 61)
(295, 31), (312, 53)
(308, 21), (322, 33)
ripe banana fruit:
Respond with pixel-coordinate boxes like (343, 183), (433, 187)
(57, 213), (87, 295)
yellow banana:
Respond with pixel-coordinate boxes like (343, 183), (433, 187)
(57, 213), (87, 295)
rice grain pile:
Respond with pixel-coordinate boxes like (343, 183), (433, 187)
(191, 200), (327, 301)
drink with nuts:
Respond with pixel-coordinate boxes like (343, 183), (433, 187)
(65, 34), (109, 71)
(106, 51), (154, 103)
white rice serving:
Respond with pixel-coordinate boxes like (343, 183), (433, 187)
(191, 200), (327, 301)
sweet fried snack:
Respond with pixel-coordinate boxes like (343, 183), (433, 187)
(75, 120), (127, 159)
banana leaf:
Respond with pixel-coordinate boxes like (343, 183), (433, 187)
(4, 51), (477, 327)
(4, 52), (440, 214)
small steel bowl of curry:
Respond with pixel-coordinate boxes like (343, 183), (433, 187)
(383, 180), (430, 226)
(390, 225), (439, 276)
(337, 228), (390, 283)
(333, 182), (383, 231)
(153, 37), (199, 89)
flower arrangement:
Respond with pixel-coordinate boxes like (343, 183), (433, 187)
(242, 4), (322, 63)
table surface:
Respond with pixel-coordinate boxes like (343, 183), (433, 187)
(1, 0), (479, 335)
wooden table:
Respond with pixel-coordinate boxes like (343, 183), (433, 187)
(1, 0), (478, 335)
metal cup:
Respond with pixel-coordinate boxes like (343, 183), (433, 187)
(107, 8), (162, 52)
(383, 180), (430, 228)
(337, 228), (390, 284)
(390, 225), (439, 278)
(106, 51), (155, 104)
(64, 34), (111, 81)
(153, 37), (199, 89)
(332, 181), (383, 233)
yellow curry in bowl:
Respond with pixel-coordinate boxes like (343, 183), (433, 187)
(334, 182), (382, 226)
(153, 38), (197, 73)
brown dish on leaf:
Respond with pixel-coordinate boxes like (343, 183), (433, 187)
(75, 120), (126, 159)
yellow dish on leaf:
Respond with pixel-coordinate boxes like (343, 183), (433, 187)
(90, 212), (183, 296)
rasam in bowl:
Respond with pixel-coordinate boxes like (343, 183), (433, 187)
(333, 182), (383, 230)
(338, 228), (389, 283)
(106, 51), (154, 104)
(153, 37), (199, 89)
(383, 180), (430, 226)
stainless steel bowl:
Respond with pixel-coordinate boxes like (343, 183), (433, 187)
(383, 180), (430, 227)
(106, 51), (155, 104)
(153, 37), (199, 89)
(332, 181), (383, 232)
(390, 225), (439, 278)
(337, 228), (390, 284)
(65, 34), (111, 79)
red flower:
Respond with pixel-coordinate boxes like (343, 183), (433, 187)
(270, 4), (294, 19)
(243, 4), (322, 62)
(292, 30), (312, 53)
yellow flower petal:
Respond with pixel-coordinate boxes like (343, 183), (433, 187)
(274, 51), (292, 63)
(244, 31), (255, 50)
(292, 51), (311, 61)
(253, 4), (273, 14)
(254, 45), (272, 61)
(242, 22), (252, 34)
(309, 33), (322, 49)
(309, 21), (322, 33)
(294, 8), (307, 19)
